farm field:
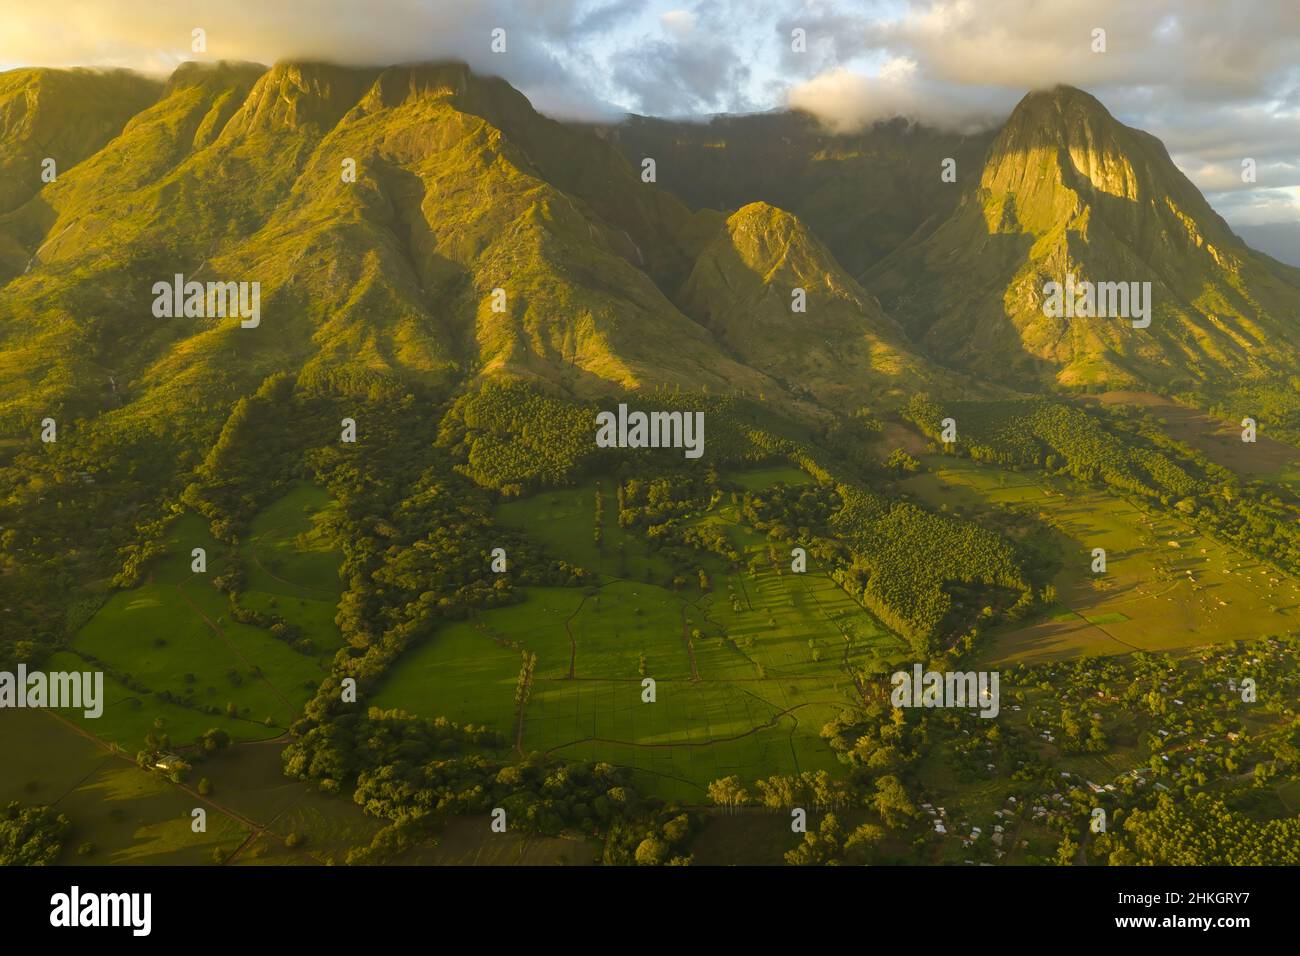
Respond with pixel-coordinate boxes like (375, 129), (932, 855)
(404, 815), (601, 865)
(376, 470), (905, 802)
(897, 455), (1300, 665)
(0, 707), (252, 865)
(496, 481), (677, 583)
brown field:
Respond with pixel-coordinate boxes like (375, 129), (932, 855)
(1085, 390), (1300, 478)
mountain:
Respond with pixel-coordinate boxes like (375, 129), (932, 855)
(678, 201), (953, 407)
(2, 65), (1296, 470)
(0, 68), (161, 216)
(864, 86), (1300, 393)
(0, 60), (828, 443)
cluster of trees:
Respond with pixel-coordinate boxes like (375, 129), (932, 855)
(833, 484), (1033, 654)
(208, 562), (314, 653)
(292, 391), (597, 723)
(438, 382), (602, 495)
(907, 396), (1200, 499)
(0, 802), (71, 865)
(1199, 380), (1300, 447)
(227, 599), (311, 653)
(673, 524), (740, 565)
(707, 770), (860, 813)
(740, 482), (839, 537)
(1113, 792), (1300, 865)
(441, 383), (790, 500)
(822, 702), (927, 778)
(283, 707), (505, 800)
(785, 813), (885, 866)
(688, 471), (1037, 656)
(181, 372), (306, 540)
(0, 417), (193, 657)
(603, 811), (698, 865)
(284, 706), (694, 864)
(618, 474), (711, 529)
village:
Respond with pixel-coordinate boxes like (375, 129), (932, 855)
(910, 635), (1298, 864)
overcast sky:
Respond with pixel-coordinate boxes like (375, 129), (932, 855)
(3, 0), (1298, 256)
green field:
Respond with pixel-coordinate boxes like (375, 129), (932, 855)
(238, 484), (346, 657)
(66, 485), (343, 751)
(898, 455), (1300, 664)
(496, 481), (676, 582)
(377, 472), (906, 802)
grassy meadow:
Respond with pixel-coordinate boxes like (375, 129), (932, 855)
(896, 455), (1300, 664)
(65, 484), (342, 751)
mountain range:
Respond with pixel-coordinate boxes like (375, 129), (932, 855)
(0, 59), (1296, 564)
(3, 61), (1296, 447)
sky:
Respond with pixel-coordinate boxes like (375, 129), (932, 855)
(3, 0), (1298, 259)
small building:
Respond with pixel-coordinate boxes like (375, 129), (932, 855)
(153, 753), (186, 772)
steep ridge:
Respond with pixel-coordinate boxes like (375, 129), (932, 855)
(0, 68), (161, 215)
(865, 86), (1300, 393)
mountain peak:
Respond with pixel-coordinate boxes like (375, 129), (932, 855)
(1014, 84), (1110, 113)
(977, 81), (1241, 250)
(867, 81), (1294, 392)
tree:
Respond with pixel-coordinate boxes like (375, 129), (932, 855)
(634, 836), (668, 865)
(707, 776), (749, 814)
(873, 774), (916, 828)
(0, 803), (70, 865)
(843, 823), (884, 864)
(1056, 834), (1079, 866)
(201, 728), (230, 752)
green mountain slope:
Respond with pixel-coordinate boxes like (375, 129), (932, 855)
(0, 68), (161, 216)
(0, 60), (817, 444)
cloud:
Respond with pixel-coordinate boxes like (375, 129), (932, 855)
(3, 0), (1299, 231)
(660, 10), (697, 39)
(610, 39), (754, 115)
(787, 61), (1012, 133)
(603, 0), (766, 115)
(775, 0), (1300, 229)
(0, 0), (631, 119)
